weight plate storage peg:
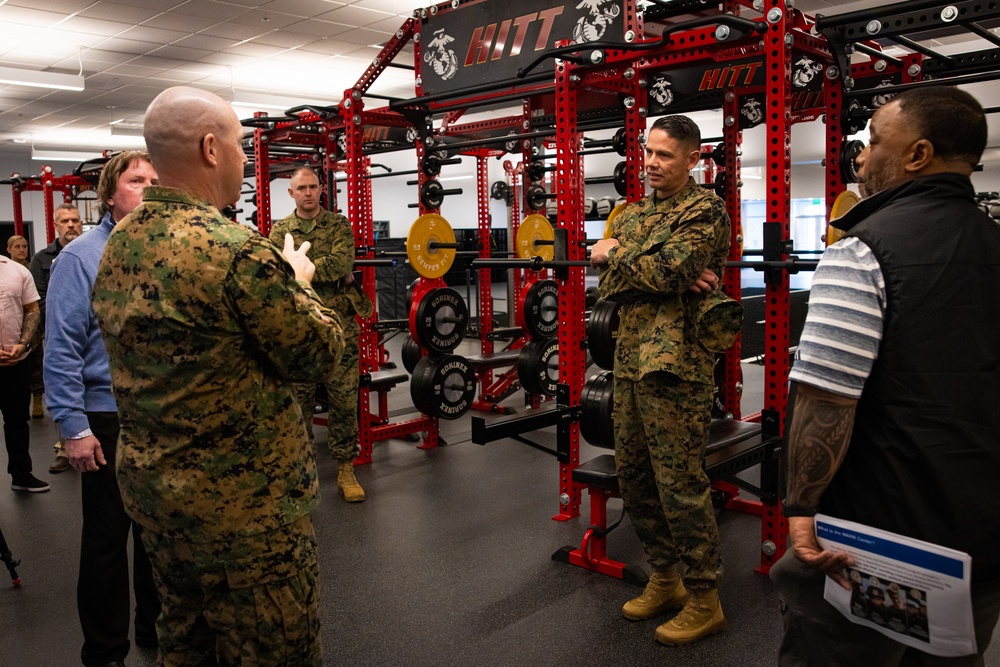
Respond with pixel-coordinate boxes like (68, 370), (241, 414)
(516, 214), (555, 261)
(517, 338), (560, 396)
(587, 298), (621, 371)
(522, 279), (559, 338)
(406, 213), (457, 279)
(413, 287), (468, 353)
(410, 354), (477, 420)
(579, 371), (615, 449)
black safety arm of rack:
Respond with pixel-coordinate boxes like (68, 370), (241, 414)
(472, 385), (580, 462)
(516, 15), (766, 79)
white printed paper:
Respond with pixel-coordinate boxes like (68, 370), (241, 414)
(815, 514), (976, 658)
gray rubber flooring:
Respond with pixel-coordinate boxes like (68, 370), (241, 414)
(1, 357), (997, 666)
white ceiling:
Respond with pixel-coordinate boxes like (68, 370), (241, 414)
(0, 0), (998, 158)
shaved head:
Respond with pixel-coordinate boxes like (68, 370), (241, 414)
(143, 86), (247, 209)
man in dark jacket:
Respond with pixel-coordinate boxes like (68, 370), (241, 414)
(771, 86), (1000, 665)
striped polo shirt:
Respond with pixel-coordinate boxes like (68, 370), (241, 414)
(788, 237), (886, 399)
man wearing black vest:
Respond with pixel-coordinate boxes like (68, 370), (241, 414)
(771, 86), (1000, 665)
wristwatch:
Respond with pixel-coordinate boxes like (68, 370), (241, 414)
(19, 340), (31, 352)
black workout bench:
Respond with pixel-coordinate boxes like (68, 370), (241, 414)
(313, 369), (410, 429)
(553, 418), (768, 585)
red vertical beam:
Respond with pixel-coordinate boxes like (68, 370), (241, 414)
(41, 166), (55, 243)
(721, 93), (744, 419)
(759, 0), (793, 574)
(553, 49), (583, 522)
(625, 84), (644, 203)
(12, 185), (24, 237)
(624, 0), (644, 202)
(477, 156), (495, 390)
(823, 64), (846, 231)
(763, 0), (792, 427)
(254, 127), (272, 236)
(343, 95), (374, 465)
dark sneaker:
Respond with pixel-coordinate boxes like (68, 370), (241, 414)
(11, 475), (50, 493)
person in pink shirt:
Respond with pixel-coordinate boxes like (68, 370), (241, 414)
(0, 254), (47, 492)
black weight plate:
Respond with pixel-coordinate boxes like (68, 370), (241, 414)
(613, 161), (628, 197)
(522, 279), (559, 338)
(401, 334), (422, 374)
(517, 338), (560, 396)
(410, 354), (476, 420)
(579, 370), (615, 449)
(841, 139), (865, 184)
(526, 183), (549, 211)
(420, 180), (445, 208)
(405, 278), (420, 312)
(490, 180), (509, 201)
(585, 286), (599, 310)
(612, 127), (627, 156)
(586, 298), (620, 371)
(422, 153), (443, 177)
(414, 287), (468, 353)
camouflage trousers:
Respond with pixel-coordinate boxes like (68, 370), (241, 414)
(141, 514), (321, 667)
(291, 331), (359, 462)
(613, 371), (722, 590)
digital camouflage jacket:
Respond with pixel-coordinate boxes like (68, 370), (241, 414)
(599, 177), (732, 384)
(92, 186), (345, 543)
(271, 208), (373, 332)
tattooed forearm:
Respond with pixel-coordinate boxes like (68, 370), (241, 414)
(20, 307), (40, 346)
(785, 382), (858, 510)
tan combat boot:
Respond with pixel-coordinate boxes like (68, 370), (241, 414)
(655, 588), (726, 646)
(337, 461), (366, 502)
(622, 567), (688, 621)
(31, 393), (44, 419)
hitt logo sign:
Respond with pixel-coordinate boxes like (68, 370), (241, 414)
(418, 0), (625, 95)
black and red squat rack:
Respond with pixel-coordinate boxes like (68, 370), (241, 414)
(239, 0), (1000, 575)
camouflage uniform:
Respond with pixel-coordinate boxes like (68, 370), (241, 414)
(92, 186), (344, 666)
(271, 208), (373, 462)
(599, 177), (731, 590)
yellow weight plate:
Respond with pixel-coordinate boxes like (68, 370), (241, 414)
(407, 213), (456, 279)
(516, 214), (555, 261)
(827, 190), (860, 246)
(604, 202), (627, 240)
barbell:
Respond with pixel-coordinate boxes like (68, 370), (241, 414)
(525, 161), (630, 208)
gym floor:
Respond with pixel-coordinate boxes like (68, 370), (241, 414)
(1, 344), (998, 666)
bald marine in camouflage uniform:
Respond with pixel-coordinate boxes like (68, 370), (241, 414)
(92, 87), (344, 666)
(272, 166), (373, 503)
(591, 115), (738, 647)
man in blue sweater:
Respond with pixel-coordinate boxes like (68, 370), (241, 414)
(45, 151), (161, 667)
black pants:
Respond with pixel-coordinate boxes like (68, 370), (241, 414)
(0, 360), (32, 478)
(79, 412), (160, 666)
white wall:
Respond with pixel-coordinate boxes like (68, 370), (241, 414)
(7, 117), (997, 253)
